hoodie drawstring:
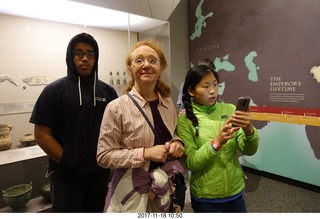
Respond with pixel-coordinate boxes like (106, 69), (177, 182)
(77, 73), (97, 106)
(78, 76), (82, 106)
(93, 71), (96, 106)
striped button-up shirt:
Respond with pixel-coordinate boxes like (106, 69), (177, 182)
(97, 86), (181, 172)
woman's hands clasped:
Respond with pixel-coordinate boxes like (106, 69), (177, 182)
(144, 141), (185, 163)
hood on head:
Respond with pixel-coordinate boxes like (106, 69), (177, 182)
(65, 33), (100, 106)
(66, 32), (99, 80)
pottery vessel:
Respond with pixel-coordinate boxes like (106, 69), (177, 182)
(19, 134), (36, 147)
(40, 182), (51, 203)
(2, 182), (32, 212)
(0, 124), (13, 151)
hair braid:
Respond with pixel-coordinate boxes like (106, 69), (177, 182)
(182, 95), (199, 137)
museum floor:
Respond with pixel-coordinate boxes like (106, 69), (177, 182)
(182, 167), (320, 213)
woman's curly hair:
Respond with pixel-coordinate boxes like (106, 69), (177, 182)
(123, 39), (170, 97)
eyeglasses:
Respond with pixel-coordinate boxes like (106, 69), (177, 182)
(131, 57), (160, 66)
(73, 50), (96, 59)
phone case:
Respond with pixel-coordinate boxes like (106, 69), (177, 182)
(236, 97), (250, 112)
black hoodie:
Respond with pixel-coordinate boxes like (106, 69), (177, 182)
(30, 33), (118, 182)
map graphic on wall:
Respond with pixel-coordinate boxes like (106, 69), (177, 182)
(189, 0), (320, 186)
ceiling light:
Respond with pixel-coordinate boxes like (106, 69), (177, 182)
(0, 0), (167, 31)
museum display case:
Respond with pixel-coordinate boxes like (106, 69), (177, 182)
(0, 0), (170, 211)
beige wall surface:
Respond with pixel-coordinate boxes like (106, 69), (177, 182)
(168, 0), (190, 111)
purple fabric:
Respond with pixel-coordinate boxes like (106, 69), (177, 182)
(120, 168), (151, 205)
(154, 195), (170, 211)
(104, 168), (128, 211)
(120, 160), (185, 207)
(151, 181), (169, 196)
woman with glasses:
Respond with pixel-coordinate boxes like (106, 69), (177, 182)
(97, 40), (186, 213)
(30, 33), (118, 212)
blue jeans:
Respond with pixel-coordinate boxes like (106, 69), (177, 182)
(191, 194), (247, 213)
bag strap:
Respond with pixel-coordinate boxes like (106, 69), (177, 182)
(127, 93), (161, 144)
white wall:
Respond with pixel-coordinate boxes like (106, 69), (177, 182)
(71, 0), (181, 21)
(169, 0), (190, 110)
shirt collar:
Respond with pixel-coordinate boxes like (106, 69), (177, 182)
(129, 86), (168, 108)
(192, 101), (217, 114)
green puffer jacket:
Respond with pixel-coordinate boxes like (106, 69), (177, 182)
(176, 102), (259, 199)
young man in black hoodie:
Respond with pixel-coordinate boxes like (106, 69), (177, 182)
(30, 33), (118, 212)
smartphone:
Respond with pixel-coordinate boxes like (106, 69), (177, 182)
(236, 97), (251, 112)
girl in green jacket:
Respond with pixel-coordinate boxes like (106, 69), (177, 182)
(176, 64), (259, 212)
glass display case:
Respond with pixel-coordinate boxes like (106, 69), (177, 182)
(0, 1), (170, 211)
(0, 5), (170, 153)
